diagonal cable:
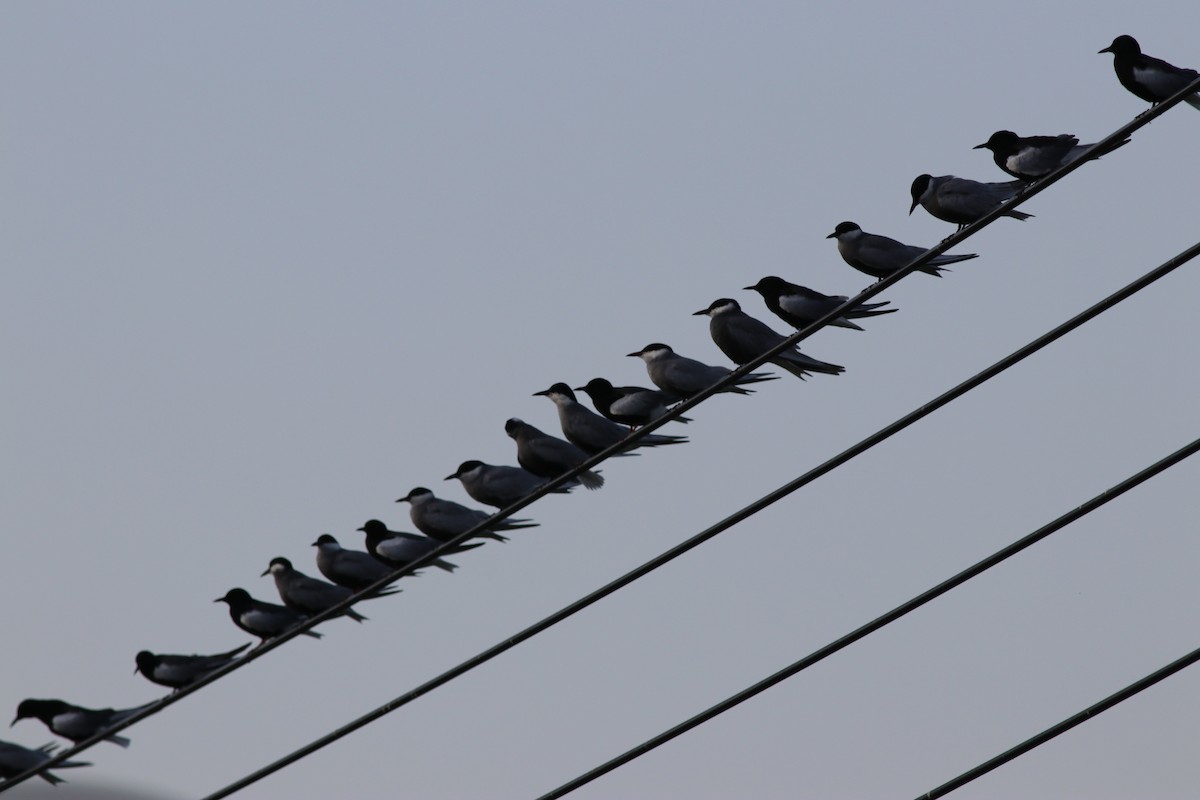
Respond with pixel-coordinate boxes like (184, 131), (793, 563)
(913, 644), (1200, 800)
(5, 73), (1197, 796)
(533, 437), (1200, 799)
(195, 238), (1200, 799)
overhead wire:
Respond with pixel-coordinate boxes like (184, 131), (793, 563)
(196, 234), (1200, 800)
(912, 644), (1200, 800)
(532, 436), (1200, 799)
(4, 70), (1197, 796)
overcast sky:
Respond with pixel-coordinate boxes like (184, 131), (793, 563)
(3, 3), (1198, 799)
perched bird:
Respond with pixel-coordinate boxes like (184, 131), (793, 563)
(0, 739), (91, 785)
(504, 417), (605, 489)
(826, 222), (977, 281)
(575, 378), (691, 427)
(744, 276), (896, 331)
(313, 533), (415, 589)
(627, 343), (778, 399)
(694, 299), (845, 380)
(909, 174), (1032, 230)
(357, 519), (479, 571)
(1100, 35), (1200, 110)
(11, 699), (154, 748)
(534, 383), (687, 454)
(446, 460), (576, 509)
(973, 130), (1129, 181)
(262, 557), (395, 621)
(214, 588), (322, 643)
(134, 643), (251, 690)
(398, 487), (535, 542)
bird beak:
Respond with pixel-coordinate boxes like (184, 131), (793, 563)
(259, 567), (270, 577)
(573, 385), (586, 392)
(908, 199), (918, 215)
(625, 350), (641, 357)
(311, 540), (320, 546)
(9, 716), (18, 727)
(741, 285), (755, 291)
(972, 143), (987, 149)
(1098, 45), (1112, 54)
(443, 473), (456, 480)
(532, 390), (549, 397)
(825, 231), (838, 238)
(356, 526), (366, 532)
(692, 308), (708, 316)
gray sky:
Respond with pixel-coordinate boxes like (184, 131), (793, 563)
(3, 3), (1198, 799)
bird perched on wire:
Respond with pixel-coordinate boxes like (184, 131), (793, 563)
(214, 588), (322, 643)
(1099, 35), (1200, 111)
(357, 519), (478, 571)
(0, 739), (91, 785)
(445, 460), (576, 509)
(313, 533), (415, 589)
(398, 486), (535, 542)
(973, 130), (1129, 182)
(627, 343), (778, 400)
(575, 378), (690, 428)
(534, 383), (687, 454)
(909, 175), (1032, 230)
(263, 557), (396, 621)
(744, 276), (896, 331)
(504, 417), (605, 489)
(11, 699), (155, 748)
(826, 222), (977, 281)
(694, 298), (845, 380)
(134, 643), (251, 690)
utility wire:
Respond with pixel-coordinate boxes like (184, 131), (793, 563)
(197, 238), (1200, 800)
(5, 74), (1197, 796)
(533, 436), (1200, 799)
(913, 644), (1200, 800)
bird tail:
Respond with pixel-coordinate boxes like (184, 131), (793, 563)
(845, 303), (898, 320)
(104, 734), (132, 748)
(111, 701), (158, 725)
(637, 433), (689, 447)
(1078, 136), (1132, 162)
(828, 317), (865, 331)
(39, 761), (92, 784)
(778, 352), (844, 376)
(494, 517), (538, 531)
(432, 558), (459, 572)
(368, 587), (403, 598)
(215, 642), (253, 660)
(730, 372), (780, 390)
(301, 629), (324, 639)
(345, 607), (369, 623)
(577, 469), (605, 490)
(928, 251), (978, 267)
(770, 359), (810, 380)
(446, 541), (487, 554)
(1004, 209), (1033, 221)
(1184, 93), (1200, 111)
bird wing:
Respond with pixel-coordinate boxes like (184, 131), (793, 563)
(857, 233), (923, 272)
(1133, 59), (1199, 97)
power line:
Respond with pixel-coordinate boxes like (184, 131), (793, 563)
(913, 644), (1200, 800)
(195, 239), (1200, 799)
(532, 436), (1200, 799)
(5, 73), (1197, 797)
